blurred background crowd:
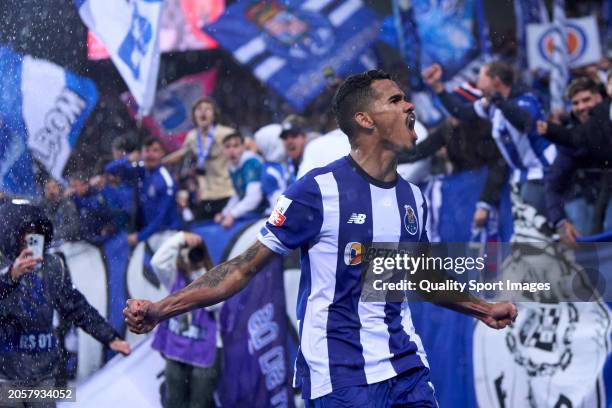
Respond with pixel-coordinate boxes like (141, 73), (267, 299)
(1, 0), (612, 407)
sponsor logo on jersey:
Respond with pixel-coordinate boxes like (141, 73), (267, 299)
(347, 213), (366, 224)
(268, 195), (292, 227)
(344, 242), (363, 266)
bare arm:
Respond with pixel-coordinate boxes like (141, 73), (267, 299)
(162, 147), (188, 166)
(439, 299), (516, 329)
(124, 241), (274, 333)
(411, 244), (517, 329)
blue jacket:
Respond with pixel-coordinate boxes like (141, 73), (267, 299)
(105, 158), (182, 242)
(72, 188), (115, 243)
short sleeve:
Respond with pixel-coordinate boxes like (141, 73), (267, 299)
(257, 175), (323, 255)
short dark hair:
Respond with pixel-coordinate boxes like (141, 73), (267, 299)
(566, 76), (601, 99)
(331, 69), (392, 139)
(222, 131), (244, 145)
(143, 136), (164, 150)
(485, 61), (514, 86)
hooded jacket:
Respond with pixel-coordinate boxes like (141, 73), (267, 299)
(0, 201), (120, 384)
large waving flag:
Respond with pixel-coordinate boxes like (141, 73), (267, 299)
(549, 0), (569, 112)
(87, 0), (225, 60)
(121, 68), (217, 152)
(204, 0), (380, 111)
(604, 0), (612, 52)
(0, 45), (97, 192)
(0, 46), (36, 196)
(514, 0), (549, 68)
(75, 0), (163, 116)
(391, 0), (492, 126)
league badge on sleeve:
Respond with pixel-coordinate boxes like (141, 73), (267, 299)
(268, 195), (293, 227)
(404, 205), (418, 235)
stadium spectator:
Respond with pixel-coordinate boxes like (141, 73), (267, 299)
(538, 76), (612, 239)
(151, 231), (221, 408)
(105, 137), (182, 247)
(66, 173), (117, 244)
(36, 178), (80, 242)
(279, 121), (307, 185)
(423, 61), (555, 216)
(164, 98), (235, 221)
(214, 132), (264, 229)
(398, 83), (508, 229)
(536, 72), (612, 160)
(101, 137), (139, 233)
(0, 201), (130, 400)
(254, 124), (291, 214)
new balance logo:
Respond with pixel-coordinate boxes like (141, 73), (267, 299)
(347, 213), (366, 224)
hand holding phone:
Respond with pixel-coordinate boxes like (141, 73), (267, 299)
(25, 234), (45, 269)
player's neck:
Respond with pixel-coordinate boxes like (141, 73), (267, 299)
(349, 145), (397, 183)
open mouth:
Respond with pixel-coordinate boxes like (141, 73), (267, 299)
(406, 111), (416, 131)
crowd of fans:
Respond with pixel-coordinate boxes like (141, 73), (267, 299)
(2, 54), (612, 407)
(1, 56), (611, 249)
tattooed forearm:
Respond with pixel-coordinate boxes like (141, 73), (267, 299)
(162, 241), (270, 315)
(195, 241), (262, 288)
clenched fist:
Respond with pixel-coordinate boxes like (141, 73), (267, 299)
(422, 63), (444, 93)
(480, 302), (518, 329)
(123, 299), (160, 334)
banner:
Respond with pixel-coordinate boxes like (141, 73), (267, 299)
(527, 16), (603, 71)
(75, 0), (163, 115)
(549, 0), (569, 112)
(204, 0), (381, 111)
(603, 0), (612, 52)
(0, 46), (37, 196)
(219, 255), (294, 408)
(391, 0), (491, 127)
(514, 0), (549, 68)
(121, 69), (217, 152)
(87, 0), (224, 60)
(0, 45), (97, 189)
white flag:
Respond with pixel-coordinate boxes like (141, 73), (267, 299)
(75, 0), (163, 115)
(549, 0), (569, 112)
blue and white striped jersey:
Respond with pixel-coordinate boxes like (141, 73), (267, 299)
(473, 92), (556, 183)
(257, 156), (430, 399)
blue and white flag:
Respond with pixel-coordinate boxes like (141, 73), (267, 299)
(0, 46), (36, 196)
(549, 0), (569, 112)
(204, 0), (380, 111)
(527, 15), (602, 71)
(392, 0), (492, 127)
(0, 45), (97, 192)
(514, 0), (549, 68)
(603, 0), (612, 51)
(75, 0), (162, 116)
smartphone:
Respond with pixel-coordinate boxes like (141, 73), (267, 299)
(25, 233), (45, 260)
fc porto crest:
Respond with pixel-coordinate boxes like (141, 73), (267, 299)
(538, 22), (587, 65)
(403, 205), (418, 235)
(246, 1), (334, 60)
